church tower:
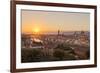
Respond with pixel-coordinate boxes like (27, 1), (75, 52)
(58, 30), (60, 36)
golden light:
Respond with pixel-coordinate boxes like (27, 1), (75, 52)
(33, 28), (40, 33)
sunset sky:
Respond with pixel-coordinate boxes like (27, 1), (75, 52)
(21, 10), (90, 34)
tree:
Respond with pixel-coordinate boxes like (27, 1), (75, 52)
(53, 49), (64, 60)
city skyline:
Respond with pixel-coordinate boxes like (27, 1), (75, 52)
(21, 10), (90, 34)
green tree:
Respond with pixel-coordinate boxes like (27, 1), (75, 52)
(53, 49), (64, 60)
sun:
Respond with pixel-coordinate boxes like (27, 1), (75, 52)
(33, 28), (40, 33)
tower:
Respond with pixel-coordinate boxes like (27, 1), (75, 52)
(58, 30), (60, 36)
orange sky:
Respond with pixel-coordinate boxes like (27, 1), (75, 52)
(21, 10), (90, 34)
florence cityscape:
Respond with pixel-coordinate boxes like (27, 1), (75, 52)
(21, 10), (90, 63)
